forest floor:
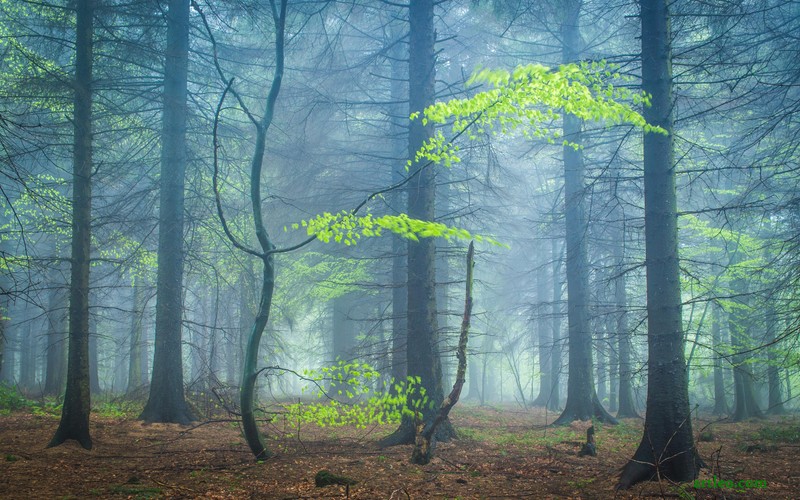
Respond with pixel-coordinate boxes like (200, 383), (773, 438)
(1, 401), (799, 499)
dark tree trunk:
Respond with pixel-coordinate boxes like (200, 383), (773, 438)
(553, 0), (616, 426)
(618, 0), (702, 487)
(49, 0), (94, 449)
(381, 0), (452, 447)
(140, 0), (194, 424)
(711, 302), (729, 416)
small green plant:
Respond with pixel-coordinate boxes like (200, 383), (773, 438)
(0, 383), (32, 414)
(756, 423), (800, 443)
(281, 361), (430, 429)
(5, 454), (18, 462)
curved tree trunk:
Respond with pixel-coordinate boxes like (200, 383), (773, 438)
(49, 0), (95, 450)
(618, 0), (702, 488)
(140, 0), (194, 424)
(235, 0), (287, 461)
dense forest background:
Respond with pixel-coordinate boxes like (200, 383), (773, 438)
(1, 0), (799, 497)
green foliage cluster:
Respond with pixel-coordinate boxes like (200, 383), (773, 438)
(287, 210), (505, 248)
(282, 361), (430, 429)
(411, 61), (663, 168)
(0, 383), (30, 415)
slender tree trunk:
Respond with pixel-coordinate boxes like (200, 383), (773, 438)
(553, 0), (616, 426)
(49, 0), (94, 449)
(619, 0), (702, 487)
(140, 0), (194, 424)
(381, 0), (452, 446)
(711, 301), (729, 415)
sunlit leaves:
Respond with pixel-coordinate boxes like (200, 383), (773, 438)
(409, 61), (665, 168)
(282, 361), (430, 429)
(285, 210), (506, 248)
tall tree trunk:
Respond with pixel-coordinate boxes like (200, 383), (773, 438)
(381, 0), (452, 446)
(553, 0), (616, 426)
(49, 0), (95, 449)
(711, 301), (729, 415)
(619, 0), (702, 487)
(140, 0), (194, 424)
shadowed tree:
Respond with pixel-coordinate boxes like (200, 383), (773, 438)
(618, 0), (702, 488)
(380, 0), (453, 446)
(48, 0), (95, 450)
(552, 0), (617, 426)
(140, 0), (194, 424)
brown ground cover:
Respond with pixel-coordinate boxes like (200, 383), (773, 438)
(1, 404), (798, 498)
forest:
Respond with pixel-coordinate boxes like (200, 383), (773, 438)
(1, 0), (799, 498)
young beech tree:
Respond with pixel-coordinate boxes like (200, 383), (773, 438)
(204, 0), (661, 461)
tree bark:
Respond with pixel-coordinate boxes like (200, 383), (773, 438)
(553, 0), (616, 426)
(618, 0), (702, 487)
(140, 0), (194, 424)
(381, 0), (452, 446)
(411, 242), (474, 465)
(49, 0), (94, 449)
